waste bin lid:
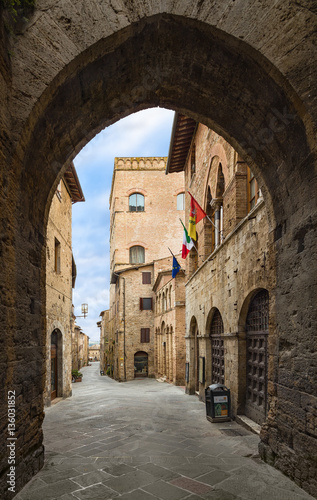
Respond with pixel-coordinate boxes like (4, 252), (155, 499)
(208, 383), (228, 391)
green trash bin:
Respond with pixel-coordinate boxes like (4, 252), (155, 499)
(205, 383), (231, 423)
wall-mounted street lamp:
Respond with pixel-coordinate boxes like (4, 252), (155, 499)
(76, 303), (88, 318)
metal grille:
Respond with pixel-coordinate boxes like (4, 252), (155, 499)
(245, 290), (269, 424)
(210, 309), (224, 385)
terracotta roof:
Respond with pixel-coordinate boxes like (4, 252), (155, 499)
(64, 162), (85, 203)
(166, 113), (197, 174)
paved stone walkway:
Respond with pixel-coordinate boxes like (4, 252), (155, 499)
(15, 364), (314, 500)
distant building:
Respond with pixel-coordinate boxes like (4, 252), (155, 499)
(109, 157), (185, 382)
(72, 324), (89, 371)
(44, 163), (85, 405)
(89, 344), (100, 361)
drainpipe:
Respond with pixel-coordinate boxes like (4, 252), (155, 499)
(122, 276), (126, 381)
(215, 208), (220, 248)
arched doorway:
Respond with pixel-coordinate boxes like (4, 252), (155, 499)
(50, 329), (63, 401)
(245, 289), (269, 425)
(50, 331), (57, 401)
(134, 351), (148, 378)
(209, 309), (225, 386)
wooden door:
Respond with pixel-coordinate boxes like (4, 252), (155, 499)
(51, 344), (57, 400)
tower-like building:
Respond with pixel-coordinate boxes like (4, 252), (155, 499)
(109, 157), (184, 381)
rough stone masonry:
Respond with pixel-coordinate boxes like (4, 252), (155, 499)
(0, 1), (316, 498)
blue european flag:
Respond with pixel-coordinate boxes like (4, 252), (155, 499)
(172, 256), (181, 278)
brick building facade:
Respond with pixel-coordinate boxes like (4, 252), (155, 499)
(44, 163), (84, 406)
(109, 157), (185, 381)
(98, 310), (110, 374)
(167, 115), (272, 426)
(71, 324), (89, 372)
(153, 256), (186, 385)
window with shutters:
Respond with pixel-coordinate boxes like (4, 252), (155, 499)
(140, 297), (152, 310)
(142, 272), (151, 284)
(140, 328), (150, 343)
(130, 245), (145, 264)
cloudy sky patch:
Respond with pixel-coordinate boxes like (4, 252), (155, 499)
(72, 107), (174, 341)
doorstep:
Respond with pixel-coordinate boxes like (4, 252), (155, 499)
(236, 414), (261, 435)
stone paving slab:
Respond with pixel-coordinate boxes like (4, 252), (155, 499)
(14, 364), (315, 500)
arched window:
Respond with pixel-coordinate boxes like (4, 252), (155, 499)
(191, 144), (196, 177)
(129, 245), (145, 264)
(177, 192), (185, 210)
(247, 168), (260, 211)
(129, 193), (144, 212)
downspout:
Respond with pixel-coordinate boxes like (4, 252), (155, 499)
(122, 276), (126, 381)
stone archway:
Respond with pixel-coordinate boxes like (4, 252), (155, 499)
(0, 4), (316, 497)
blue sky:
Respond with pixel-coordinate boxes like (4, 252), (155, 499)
(72, 107), (175, 342)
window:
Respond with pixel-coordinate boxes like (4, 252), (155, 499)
(129, 193), (144, 212)
(248, 168), (259, 211)
(142, 272), (151, 284)
(140, 297), (153, 310)
(140, 328), (150, 343)
(130, 245), (145, 264)
(54, 238), (61, 273)
(177, 192), (185, 210)
(56, 180), (62, 201)
(191, 144), (196, 177)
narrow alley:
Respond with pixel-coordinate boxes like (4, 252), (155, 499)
(15, 365), (314, 500)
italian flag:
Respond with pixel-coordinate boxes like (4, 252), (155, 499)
(180, 220), (194, 259)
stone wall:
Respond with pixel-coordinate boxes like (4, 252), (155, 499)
(153, 257), (186, 385)
(44, 179), (73, 406)
(0, 2), (316, 497)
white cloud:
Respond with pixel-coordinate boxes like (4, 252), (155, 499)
(71, 107), (174, 340)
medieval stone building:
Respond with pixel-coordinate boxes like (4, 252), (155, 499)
(167, 115), (271, 426)
(109, 157), (185, 381)
(98, 310), (110, 374)
(71, 324), (89, 372)
(44, 163), (84, 406)
(0, 2), (316, 497)
(89, 344), (100, 361)
(153, 255), (186, 385)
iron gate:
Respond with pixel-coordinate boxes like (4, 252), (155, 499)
(210, 309), (224, 385)
(245, 290), (269, 424)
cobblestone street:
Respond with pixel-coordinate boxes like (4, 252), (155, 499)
(15, 364), (314, 500)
